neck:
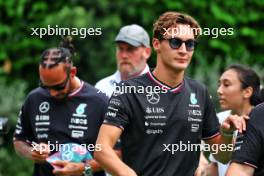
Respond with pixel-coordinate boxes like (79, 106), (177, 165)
(231, 103), (253, 116)
(121, 65), (146, 81)
(70, 76), (81, 93)
(153, 64), (184, 87)
(121, 74), (130, 81)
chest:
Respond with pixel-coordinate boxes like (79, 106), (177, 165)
(28, 100), (101, 143)
(130, 92), (205, 136)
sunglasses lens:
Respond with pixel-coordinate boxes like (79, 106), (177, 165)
(52, 85), (66, 90)
(185, 40), (196, 51)
(39, 75), (69, 91)
(168, 38), (196, 51)
(42, 84), (67, 91)
(169, 38), (182, 49)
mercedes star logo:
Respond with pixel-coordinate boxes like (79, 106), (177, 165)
(146, 93), (160, 104)
(39, 102), (50, 113)
(62, 151), (73, 161)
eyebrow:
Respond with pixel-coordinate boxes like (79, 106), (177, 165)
(220, 78), (233, 84)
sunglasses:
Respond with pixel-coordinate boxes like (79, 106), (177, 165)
(166, 38), (197, 51)
(39, 72), (70, 91)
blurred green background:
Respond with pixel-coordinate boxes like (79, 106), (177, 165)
(0, 0), (263, 175)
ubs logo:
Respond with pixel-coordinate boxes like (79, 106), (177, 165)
(146, 93), (160, 104)
(146, 107), (164, 114)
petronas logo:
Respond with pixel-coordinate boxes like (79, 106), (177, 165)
(190, 93), (197, 105)
(76, 103), (87, 115)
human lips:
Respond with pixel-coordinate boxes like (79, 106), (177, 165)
(175, 58), (188, 63)
(218, 98), (226, 104)
(120, 61), (131, 65)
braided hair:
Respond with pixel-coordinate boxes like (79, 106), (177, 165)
(40, 36), (75, 69)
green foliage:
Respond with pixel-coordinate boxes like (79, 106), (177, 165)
(0, 78), (30, 175)
(1, 0), (263, 89)
(0, 78), (27, 124)
(0, 0), (263, 175)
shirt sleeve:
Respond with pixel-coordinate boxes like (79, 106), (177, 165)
(202, 89), (220, 140)
(103, 90), (130, 130)
(13, 101), (34, 142)
(231, 106), (264, 169)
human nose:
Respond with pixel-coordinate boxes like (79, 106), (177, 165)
(217, 84), (223, 96)
(118, 49), (129, 59)
(177, 43), (188, 53)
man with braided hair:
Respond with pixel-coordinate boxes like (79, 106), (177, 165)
(13, 38), (108, 176)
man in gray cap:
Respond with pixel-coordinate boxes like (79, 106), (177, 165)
(95, 24), (151, 97)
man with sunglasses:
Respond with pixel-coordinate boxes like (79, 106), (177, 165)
(94, 12), (248, 176)
(13, 40), (108, 176)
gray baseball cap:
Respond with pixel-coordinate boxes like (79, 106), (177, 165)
(115, 24), (150, 47)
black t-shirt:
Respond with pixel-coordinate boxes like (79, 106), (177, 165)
(104, 72), (219, 176)
(14, 81), (108, 176)
(232, 103), (264, 176)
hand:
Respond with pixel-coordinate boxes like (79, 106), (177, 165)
(123, 167), (138, 176)
(30, 142), (50, 163)
(194, 165), (208, 176)
(52, 160), (85, 176)
(221, 115), (249, 133)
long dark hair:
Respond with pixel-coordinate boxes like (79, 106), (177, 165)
(226, 64), (264, 106)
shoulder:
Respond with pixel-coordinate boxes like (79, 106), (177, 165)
(184, 77), (208, 91)
(21, 87), (49, 109)
(82, 82), (109, 103)
(110, 74), (149, 101)
(249, 103), (264, 124)
(26, 87), (48, 100)
(124, 73), (149, 86)
(254, 102), (264, 112)
(95, 71), (120, 88)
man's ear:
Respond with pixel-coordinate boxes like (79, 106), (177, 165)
(142, 47), (152, 61)
(152, 38), (161, 53)
(70, 66), (77, 77)
(243, 86), (253, 99)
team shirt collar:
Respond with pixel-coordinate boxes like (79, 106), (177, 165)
(69, 80), (84, 97)
(147, 70), (184, 93)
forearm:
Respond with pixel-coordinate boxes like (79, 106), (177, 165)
(13, 140), (33, 160)
(226, 163), (254, 176)
(214, 114), (249, 163)
(89, 150), (120, 172)
(212, 132), (233, 164)
(94, 145), (136, 176)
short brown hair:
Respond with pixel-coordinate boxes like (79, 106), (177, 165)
(153, 12), (201, 39)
